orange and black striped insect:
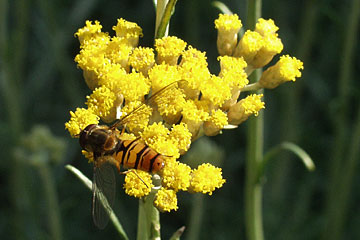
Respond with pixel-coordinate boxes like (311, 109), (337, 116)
(78, 81), (183, 229)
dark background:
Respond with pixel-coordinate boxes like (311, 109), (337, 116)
(1, 0), (359, 239)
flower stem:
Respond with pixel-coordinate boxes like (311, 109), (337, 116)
(186, 193), (204, 240)
(137, 191), (161, 240)
(242, 82), (262, 92)
(155, 0), (178, 39)
(155, 0), (168, 38)
(37, 163), (63, 240)
(245, 77), (265, 240)
(244, 1), (264, 240)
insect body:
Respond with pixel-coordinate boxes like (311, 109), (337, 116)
(78, 123), (164, 229)
(79, 124), (165, 173)
(77, 81), (184, 229)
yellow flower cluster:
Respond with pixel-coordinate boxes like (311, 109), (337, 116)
(65, 14), (303, 212)
(215, 14), (304, 124)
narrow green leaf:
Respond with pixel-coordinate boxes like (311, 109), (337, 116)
(212, 1), (233, 15)
(169, 226), (186, 240)
(258, 142), (315, 182)
(65, 165), (129, 240)
(280, 142), (315, 171)
(65, 164), (92, 189)
(155, 0), (178, 39)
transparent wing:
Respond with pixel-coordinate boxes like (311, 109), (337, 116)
(110, 80), (186, 130)
(92, 162), (116, 229)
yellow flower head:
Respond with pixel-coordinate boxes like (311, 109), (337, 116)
(214, 14), (243, 56)
(140, 123), (179, 156)
(148, 63), (182, 92)
(105, 37), (133, 69)
(121, 101), (153, 133)
(74, 35), (110, 89)
(251, 34), (283, 68)
(218, 56), (249, 89)
(129, 47), (155, 75)
(141, 122), (170, 144)
(227, 94), (265, 125)
(241, 94), (265, 116)
(74, 20), (103, 45)
(255, 18), (279, 36)
(155, 87), (186, 123)
(204, 112), (227, 136)
(204, 109), (229, 136)
(200, 75), (232, 107)
(85, 86), (116, 118)
(120, 70), (151, 102)
(154, 188), (178, 212)
(112, 18), (143, 47)
(181, 100), (209, 139)
(182, 100), (209, 123)
(259, 55), (304, 89)
(190, 163), (226, 195)
(75, 32), (110, 76)
(161, 158), (191, 191)
(234, 30), (264, 64)
(169, 123), (192, 152)
(214, 14), (242, 32)
(65, 108), (99, 137)
(123, 170), (154, 198)
(179, 46), (210, 92)
(97, 63), (128, 92)
(152, 139), (180, 159)
(155, 36), (187, 65)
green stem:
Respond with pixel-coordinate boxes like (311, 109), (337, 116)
(155, 0), (178, 39)
(244, 2), (263, 240)
(155, 0), (168, 38)
(137, 190), (161, 240)
(37, 163), (63, 240)
(242, 82), (262, 92)
(323, 0), (360, 238)
(245, 88), (264, 240)
(186, 193), (204, 240)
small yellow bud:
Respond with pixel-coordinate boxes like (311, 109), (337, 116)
(154, 188), (178, 212)
(227, 94), (265, 125)
(214, 14), (242, 56)
(74, 20), (102, 45)
(255, 18), (279, 36)
(233, 30), (264, 64)
(129, 47), (155, 76)
(203, 110), (228, 136)
(112, 18), (143, 47)
(258, 55), (303, 89)
(155, 36), (187, 65)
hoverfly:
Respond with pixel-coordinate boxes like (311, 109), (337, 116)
(78, 81), (183, 229)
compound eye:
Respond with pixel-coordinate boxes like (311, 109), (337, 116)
(79, 124), (97, 150)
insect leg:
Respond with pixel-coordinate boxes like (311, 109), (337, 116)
(121, 169), (149, 188)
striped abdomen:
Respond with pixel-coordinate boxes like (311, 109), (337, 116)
(114, 139), (164, 173)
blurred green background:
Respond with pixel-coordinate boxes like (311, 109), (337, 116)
(1, 0), (359, 239)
